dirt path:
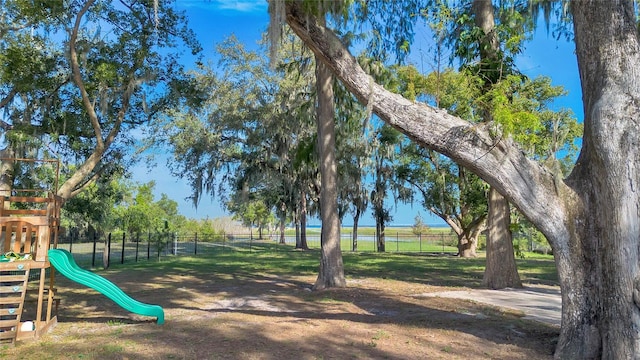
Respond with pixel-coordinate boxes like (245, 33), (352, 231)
(420, 284), (561, 326)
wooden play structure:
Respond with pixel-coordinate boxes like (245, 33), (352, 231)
(0, 159), (62, 346)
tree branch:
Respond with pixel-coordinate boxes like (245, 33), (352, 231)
(285, 2), (572, 242)
(69, 0), (103, 150)
(69, 166), (103, 198)
(0, 88), (17, 111)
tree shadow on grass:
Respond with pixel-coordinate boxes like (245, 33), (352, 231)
(52, 287), (557, 359)
(48, 252), (559, 359)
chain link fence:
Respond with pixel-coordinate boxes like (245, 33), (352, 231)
(54, 229), (462, 268)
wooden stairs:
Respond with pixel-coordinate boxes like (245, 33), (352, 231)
(0, 262), (31, 346)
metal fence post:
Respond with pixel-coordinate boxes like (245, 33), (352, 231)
(194, 232), (198, 255)
(106, 233), (112, 268)
(147, 231), (151, 260)
(396, 232), (399, 252)
(92, 232), (97, 268)
(419, 233), (422, 253)
(121, 232), (126, 264)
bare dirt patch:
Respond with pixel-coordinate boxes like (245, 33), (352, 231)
(2, 270), (559, 359)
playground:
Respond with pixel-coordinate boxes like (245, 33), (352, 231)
(1, 249), (560, 359)
(0, 159), (163, 350)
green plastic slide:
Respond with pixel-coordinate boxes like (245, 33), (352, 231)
(48, 249), (164, 324)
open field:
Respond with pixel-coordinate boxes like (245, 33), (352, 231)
(1, 249), (559, 359)
(54, 227), (472, 269)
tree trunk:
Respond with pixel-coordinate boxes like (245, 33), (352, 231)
(483, 187), (522, 289)
(279, 217), (286, 244)
(0, 148), (15, 199)
(295, 212), (301, 248)
(471, 0), (522, 288)
(102, 234), (110, 269)
(471, 0), (499, 79)
(296, 188), (309, 250)
(457, 233), (478, 258)
(445, 215), (484, 258)
(376, 218), (386, 252)
(551, 2), (640, 358)
(352, 208), (360, 252)
(313, 50), (345, 290)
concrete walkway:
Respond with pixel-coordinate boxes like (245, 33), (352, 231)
(419, 284), (561, 326)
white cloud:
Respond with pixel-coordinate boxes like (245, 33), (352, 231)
(177, 0), (267, 13)
(216, 0), (267, 12)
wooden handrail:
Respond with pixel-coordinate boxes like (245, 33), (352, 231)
(2, 196), (52, 203)
(1, 209), (47, 216)
(0, 216), (48, 226)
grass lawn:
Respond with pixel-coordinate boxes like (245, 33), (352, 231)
(1, 249), (559, 359)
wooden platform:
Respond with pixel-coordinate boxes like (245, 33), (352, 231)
(0, 196), (62, 344)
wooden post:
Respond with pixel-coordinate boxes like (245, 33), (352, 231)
(46, 266), (55, 324)
(135, 233), (139, 262)
(103, 233), (111, 269)
(36, 268), (45, 327)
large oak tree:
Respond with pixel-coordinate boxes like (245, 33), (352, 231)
(284, 0), (640, 358)
(0, 0), (200, 202)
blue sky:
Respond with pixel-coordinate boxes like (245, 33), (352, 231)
(134, 1), (582, 227)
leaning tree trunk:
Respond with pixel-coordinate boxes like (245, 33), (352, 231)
(483, 188), (522, 289)
(313, 50), (345, 290)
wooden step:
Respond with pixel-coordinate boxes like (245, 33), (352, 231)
(0, 307), (20, 316)
(0, 285), (27, 293)
(0, 330), (17, 340)
(0, 319), (19, 328)
(0, 265), (29, 345)
(0, 274), (29, 282)
(0, 295), (23, 305)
